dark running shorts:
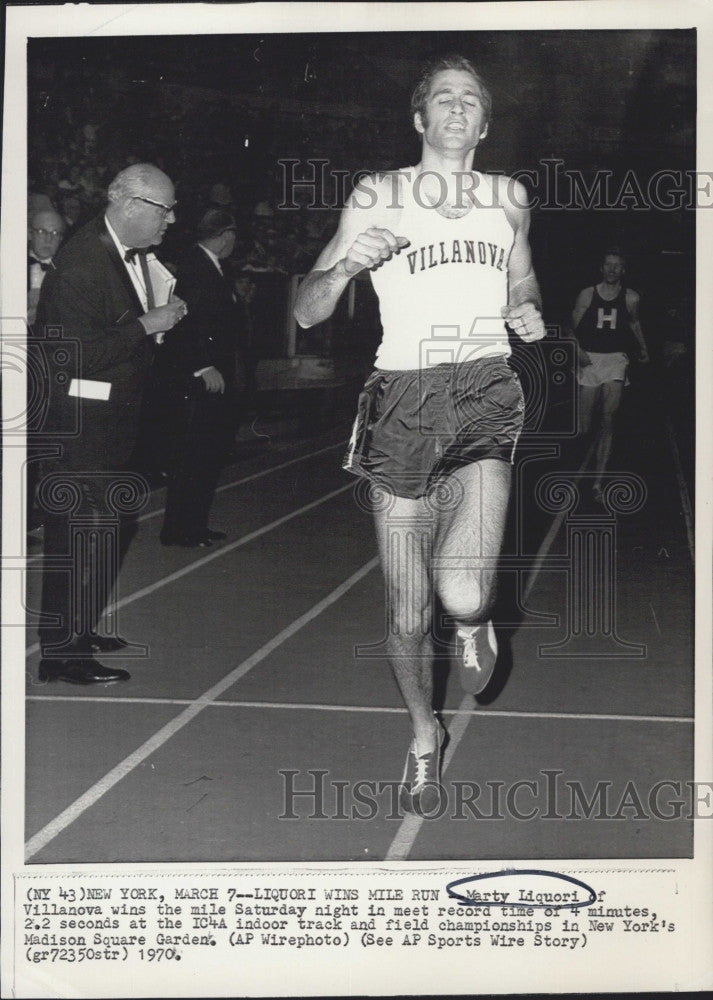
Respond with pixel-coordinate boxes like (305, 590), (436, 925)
(343, 354), (525, 500)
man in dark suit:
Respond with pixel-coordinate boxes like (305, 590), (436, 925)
(155, 208), (243, 547)
(35, 163), (188, 684)
(28, 208), (66, 325)
(27, 209), (67, 534)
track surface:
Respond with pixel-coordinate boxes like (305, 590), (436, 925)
(24, 381), (694, 864)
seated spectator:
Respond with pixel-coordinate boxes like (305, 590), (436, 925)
(58, 194), (84, 236)
(242, 207), (288, 274)
(28, 208), (66, 324)
(209, 182), (235, 212)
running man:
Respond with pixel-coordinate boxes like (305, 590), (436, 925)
(572, 248), (649, 503)
(294, 55), (545, 813)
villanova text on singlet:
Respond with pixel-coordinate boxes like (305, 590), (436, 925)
(370, 172), (515, 371)
(576, 285), (632, 354)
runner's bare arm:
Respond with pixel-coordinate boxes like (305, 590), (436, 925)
(498, 177), (545, 343)
(571, 287), (593, 331)
(571, 288), (595, 366)
(294, 174), (408, 328)
(627, 289), (649, 361)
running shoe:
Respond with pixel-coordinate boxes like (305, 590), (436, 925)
(456, 621), (498, 695)
(399, 720), (446, 816)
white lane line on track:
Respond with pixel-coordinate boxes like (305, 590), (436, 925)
(137, 440), (346, 523)
(384, 443), (596, 861)
(522, 440), (595, 603)
(383, 697), (694, 861)
(664, 415), (694, 561)
(23, 440), (347, 564)
(385, 694), (474, 861)
(24, 556), (380, 861)
(25, 481), (354, 657)
(25, 696), (693, 725)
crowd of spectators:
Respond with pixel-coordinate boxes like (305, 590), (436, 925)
(27, 63), (397, 372)
(26, 41), (419, 376)
(27, 100), (350, 363)
(28, 165), (341, 285)
(26, 56), (392, 284)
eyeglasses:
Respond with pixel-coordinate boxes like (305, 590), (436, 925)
(31, 228), (63, 238)
(133, 196), (177, 218)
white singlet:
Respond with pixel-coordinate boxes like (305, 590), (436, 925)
(370, 171), (515, 371)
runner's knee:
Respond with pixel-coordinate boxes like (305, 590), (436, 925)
(437, 571), (493, 624)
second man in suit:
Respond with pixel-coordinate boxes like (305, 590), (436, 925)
(156, 208), (245, 547)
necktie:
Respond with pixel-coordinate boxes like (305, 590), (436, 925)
(137, 252), (155, 311)
(124, 248), (155, 311)
(29, 257), (50, 271)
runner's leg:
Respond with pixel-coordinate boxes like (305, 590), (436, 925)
(593, 379), (624, 489)
(373, 495), (439, 755)
(578, 383), (599, 437)
(432, 458), (511, 626)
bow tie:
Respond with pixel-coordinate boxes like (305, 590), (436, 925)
(124, 247), (149, 263)
(29, 257), (51, 271)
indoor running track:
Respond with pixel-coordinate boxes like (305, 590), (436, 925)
(24, 407), (694, 865)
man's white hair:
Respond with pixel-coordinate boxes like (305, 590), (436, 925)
(107, 164), (166, 203)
